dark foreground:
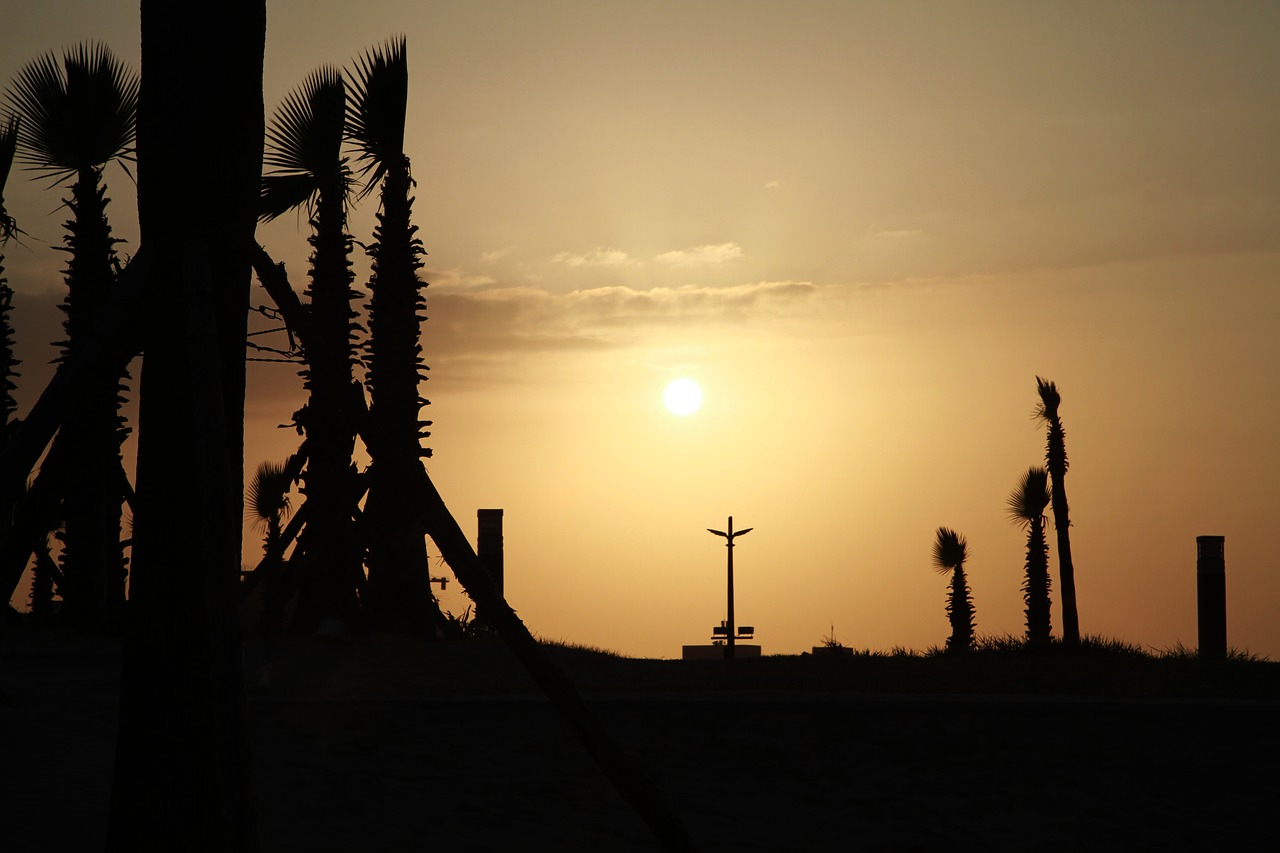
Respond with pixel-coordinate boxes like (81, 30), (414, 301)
(4, 633), (1278, 852)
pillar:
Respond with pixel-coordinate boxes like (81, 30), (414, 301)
(1196, 535), (1226, 660)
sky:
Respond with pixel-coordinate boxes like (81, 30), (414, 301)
(3, 1), (1278, 659)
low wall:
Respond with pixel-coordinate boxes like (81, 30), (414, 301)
(681, 644), (762, 660)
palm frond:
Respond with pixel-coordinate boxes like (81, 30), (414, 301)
(260, 66), (349, 221)
(259, 173), (322, 221)
(4, 42), (138, 184)
(345, 36), (407, 197)
(1033, 375), (1060, 423)
(931, 526), (968, 574)
(1006, 466), (1051, 526)
(246, 460), (294, 527)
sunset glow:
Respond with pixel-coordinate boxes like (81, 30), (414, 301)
(3, 1), (1279, 660)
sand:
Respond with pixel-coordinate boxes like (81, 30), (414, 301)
(4, 632), (1279, 851)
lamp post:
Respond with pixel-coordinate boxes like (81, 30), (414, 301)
(708, 516), (752, 659)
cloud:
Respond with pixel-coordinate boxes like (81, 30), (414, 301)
(426, 280), (820, 372)
(551, 247), (637, 267)
(870, 228), (923, 239)
(564, 280), (814, 323)
(479, 246), (514, 264)
(653, 242), (743, 267)
(424, 266), (497, 291)
(763, 179), (780, 189)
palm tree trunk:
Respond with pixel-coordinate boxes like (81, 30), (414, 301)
(0, 253), (149, 609)
(108, 3), (264, 850)
(54, 169), (128, 633)
(1024, 519), (1053, 648)
(292, 187), (362, 630)
(947, 567), (974, 653)
(1049, 473), (1079, 646)
(1038, 380), (1080, 647)
(0, 258), (18, 438)
(362, 157), (442, 634)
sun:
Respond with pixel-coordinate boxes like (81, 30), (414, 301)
(663, 377), (703, 416)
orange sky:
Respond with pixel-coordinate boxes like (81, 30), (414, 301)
(4, 1), (1278, 658)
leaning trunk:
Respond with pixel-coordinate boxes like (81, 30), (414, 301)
(108, 3), (265, 850)
(356, 400), (696, 851)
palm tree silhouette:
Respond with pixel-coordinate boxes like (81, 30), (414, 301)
(931, 526), (975, 654)
(346, 38), (441, 634)
(1008, 466), (1052, 648)
(260, 68), (364, 629)
(1035, 376), (1080, 647)
(246, 459), (294, 560)
(5, 42), (138, 633)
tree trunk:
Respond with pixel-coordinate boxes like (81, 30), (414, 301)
(54, 168), (129, 634)
(107, 4), (264, 850)
(1023, 519), (1053, 649)
(1049, 466), (1080, 647)
(355, 407), (694, 851)
(362, 158), (440, 634)
(292, 187), (363, 631)
(0, 249), (150, 617)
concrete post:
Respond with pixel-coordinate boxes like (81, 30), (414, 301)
(1196, 535), (1226, 659)
(477, 509), (504, 599)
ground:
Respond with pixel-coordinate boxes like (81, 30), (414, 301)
(3, 630), (1278, 851)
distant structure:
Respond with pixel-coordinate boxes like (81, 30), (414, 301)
(682, 516), (760, 660)
(476, 509), (504, 623)
(1196, 535), (1226, 659)
(707, 516), (752, 660)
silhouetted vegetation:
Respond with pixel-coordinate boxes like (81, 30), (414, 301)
(1, 113), (20, 446)
(9, 17), (1266, 853)
(1035, 376), (1080, 646)
(245, 40), (451, 637)
(260, 67), (365, 631)
(1007, 466), (1052, 648)
(443, 604), (497, 639)
(348, 38), (442, 635)
(931, 527), (975, 654)
(247, 459), (295, 562)
(6, 42), (138, 635)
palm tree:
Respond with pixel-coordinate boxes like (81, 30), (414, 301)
(246, 459), (294, 560)
(346, 38), (441, 634)
(260, 68), (364, 630)
(1035, 376), (1080, 647)
(931, 527), (975, 654)
(1007, 466), (1052, 648)
(5, 42), (138, 633)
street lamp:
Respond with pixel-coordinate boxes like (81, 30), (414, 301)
(708, 515), (752, 659)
